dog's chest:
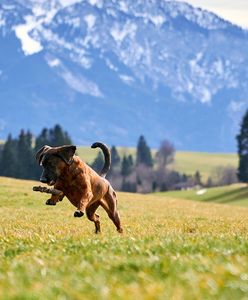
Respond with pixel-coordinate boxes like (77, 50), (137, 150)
(60, 181), (86, 207)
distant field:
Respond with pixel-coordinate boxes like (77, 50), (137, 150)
(77, 146), (238, 181)
(172, 151), (238, 181)
(157, 184), (248, 207)
(77, 146), (136, 164)
(0, 177), (248, 299)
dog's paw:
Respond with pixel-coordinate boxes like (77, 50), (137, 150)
(74, 210), (84, 217)
(46, 199), (56, 206)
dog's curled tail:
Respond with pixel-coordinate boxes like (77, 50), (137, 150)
(91, 142), (111, 178)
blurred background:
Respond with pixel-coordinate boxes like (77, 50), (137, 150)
(0, 0), (248, 192)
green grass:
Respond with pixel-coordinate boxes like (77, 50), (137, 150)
(77, 146), (238, 181)
(0, 177), (248, 299)
(157, 184), (248, 207)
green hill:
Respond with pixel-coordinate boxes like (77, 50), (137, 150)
(77, 146), (238, 181)
(157, 184), (248, 206)
(0, 176), (248, 299)
(171, 151), (238, 181)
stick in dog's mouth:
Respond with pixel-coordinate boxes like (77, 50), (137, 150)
(33, 186), (63, 195)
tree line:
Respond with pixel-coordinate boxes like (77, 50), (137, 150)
(0, 125), (201, 191)
(0, 125), (72, 180)
(92, 136), (205, 193)
(93, 134), (240, 192)
(0, 119), (244, 192)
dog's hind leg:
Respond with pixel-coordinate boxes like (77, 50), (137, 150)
(101, 187), (123, 233)
(86, 201), (101, 234)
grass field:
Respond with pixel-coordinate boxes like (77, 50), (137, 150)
(77, 146), (238, 182)
(0, 177), (248, 299)
(77, 146), (136, 164)
(157, 184), (248, 207)
(171, 152), (238, 181)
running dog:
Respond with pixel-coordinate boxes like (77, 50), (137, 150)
(35, 142), (122, 233)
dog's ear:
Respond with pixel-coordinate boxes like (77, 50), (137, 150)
(57, 145), (76, 165)
(35, 145), (51, 165)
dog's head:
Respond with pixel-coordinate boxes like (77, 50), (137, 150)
(36, 145), (76, 185)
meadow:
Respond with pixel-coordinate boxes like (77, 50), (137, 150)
(0, 177), (248, 299)
(158, 184), (248, 207)
(77, 146), (238, 181)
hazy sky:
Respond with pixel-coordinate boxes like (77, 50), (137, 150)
(181, 0), (248, 28)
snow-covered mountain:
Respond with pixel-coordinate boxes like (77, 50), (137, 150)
(0, 0), (248, 151)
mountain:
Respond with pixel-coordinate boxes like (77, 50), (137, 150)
(0, 0), (248, 152)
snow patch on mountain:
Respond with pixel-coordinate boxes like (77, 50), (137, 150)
(87, 0), (103, 9)
(12, 1), (59, 55)
(46, 55), (103, 97)
(59, 0), (81, 6)
(14, 17), (43, 55)
(60, 68), (103, 97)
(84, 14), (96, 30)
(0, 14), (5, 27)
(105, 58), (118, 72)
(171, 1), (229, 30)
(119, 74), (134, 85)
(46, 57), (61, 67)
(110, 21), (137, 44)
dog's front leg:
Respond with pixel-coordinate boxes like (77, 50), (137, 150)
(46, 183), (64, 206)
(46, 193), (64, 206)
(74, 190), (93, 218)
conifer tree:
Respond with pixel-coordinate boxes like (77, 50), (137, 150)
(127, 154), (133, 169)
(35, 124), (72, 151)
(194, 170), (202, 185)
(0, 134), (18, 177)
(52, 124), (71, 146)
(17, 130), (34, 179)
(136, 135), (153, 167)
(0, 125), (73, 180)
(111, 146), (120, 167)
(91, 151), (104, 173)
(237, 110), (248, 182)
(108, 145), (121, 178)
(121, 155), (133, 177)
(34, 128), (50, 151)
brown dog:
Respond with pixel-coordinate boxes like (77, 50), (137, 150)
(35, 142), (122, 233)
